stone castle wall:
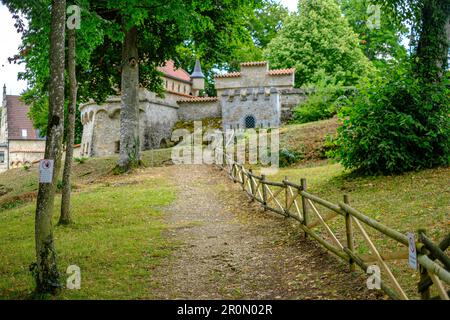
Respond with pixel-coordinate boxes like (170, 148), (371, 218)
(80, 90), (180, 157)
(8, 140), (45, 169)
(177, 100), (221, 122)
(221, 88), (280, 130)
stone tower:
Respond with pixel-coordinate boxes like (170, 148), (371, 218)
(190, 59), (205, 97)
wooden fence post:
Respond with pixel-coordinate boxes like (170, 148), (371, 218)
(262, 174), (267, 211)
(301, 178), (309, 238)
(249, 169), (255, 201)
(284, 176), (289, 217)
(419, 264), (431, 299)
(344, 194), (355, 272)
(222, 134), (226, 167)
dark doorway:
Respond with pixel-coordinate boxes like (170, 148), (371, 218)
(244, 115), (256, 129)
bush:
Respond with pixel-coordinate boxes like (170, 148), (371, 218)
(279, 148), (303, 167)
(291, 83), (353, 124)
(330, 65), (449, 175)
(74, 157), (88, 164)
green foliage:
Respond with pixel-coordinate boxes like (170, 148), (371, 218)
(73, 157), (88, 164)
(339, 0), (408, 70)
(246, 0), (289, 49)
(292, 80), (353, 124)
(331, 63), (450, 175)
(265, 0), (374, 87)
(279, 148), (303, 167)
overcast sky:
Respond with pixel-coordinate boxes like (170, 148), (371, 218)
(0, 1), (298, 95)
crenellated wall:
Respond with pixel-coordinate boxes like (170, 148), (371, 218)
(221, 87), (281, 130)
(80, 89), (180, 157)
(79, 62), (310, 159)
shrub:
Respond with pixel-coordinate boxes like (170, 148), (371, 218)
(330, 65), (449, 175)
(74, 157), (88, 164)
(291, 83), (353, 124)
(279, 148), (303, 167)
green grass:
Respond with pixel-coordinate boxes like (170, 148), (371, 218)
(258, 162), (449, 298)
(0, 148), (173, 210)
(0, 176), (176, 299)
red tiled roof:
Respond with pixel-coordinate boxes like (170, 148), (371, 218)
(177, 97), (218, 103)
(6, 95), (40, 140)
(241, 61), (268, 67)
(157, 60), (192, 83)
(214, 72), (241, 79)
(268, 68), (295, 76)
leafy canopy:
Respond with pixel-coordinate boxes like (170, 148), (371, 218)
(264, 0), (374, 87)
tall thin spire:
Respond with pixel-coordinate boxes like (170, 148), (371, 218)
(2, 84), (6, 99)
(191, 59), (205, 79)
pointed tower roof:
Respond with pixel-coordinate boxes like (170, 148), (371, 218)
(191, 59), (205, 79)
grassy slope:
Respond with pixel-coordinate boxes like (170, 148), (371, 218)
(0, 157), (176, 299)
(257, 118), (449, 298)
(0, 148), (173, 210)
(0, 119), (448, 299)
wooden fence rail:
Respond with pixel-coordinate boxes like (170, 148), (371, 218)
(217, 161), (450, 300)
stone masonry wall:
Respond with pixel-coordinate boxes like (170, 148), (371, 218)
(177, 101), (221, 122)
(221, 88), (280, 130)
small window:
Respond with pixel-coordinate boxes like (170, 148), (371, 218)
(184, 86), (186, 94)
(178, 84), (180, 92)
(115, 141), (120, 154)
(0, 151), (4, 163)
(165, 80), (168, 88)
(172, 82), (174, 91)
(21, 129), (28, 138)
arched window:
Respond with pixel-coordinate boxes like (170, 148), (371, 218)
(244, 115), (256, 129)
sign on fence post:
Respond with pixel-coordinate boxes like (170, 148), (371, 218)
(39, 159), (54, 184)
(407, 232), (417, 270)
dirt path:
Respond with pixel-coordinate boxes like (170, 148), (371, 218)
(151, 165), (383, 300)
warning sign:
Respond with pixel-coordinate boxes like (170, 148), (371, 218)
(39, 159), (54, 184)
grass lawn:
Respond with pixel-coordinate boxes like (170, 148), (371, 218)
(255, 162), (449, 298)
(0, 148), (173, 210)
(0, 171), (176, 299)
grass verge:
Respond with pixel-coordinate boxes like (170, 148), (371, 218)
(0, 174), (175, 299)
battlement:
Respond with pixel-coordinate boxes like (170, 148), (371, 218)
(221, 87), (279, 102)
(215, 62), (294, 96)
(221, 87), (280, 130)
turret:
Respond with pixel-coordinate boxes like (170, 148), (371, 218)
(2, 84), (6, 103)
(190, 59), (205, 97)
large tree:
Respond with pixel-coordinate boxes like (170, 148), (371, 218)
(264, 0), (374, 87)
(375, 0), (449, 82)
(33, 0), (66, 294)
(339, 0), (408, 69)
(246, 0), (289, 49)
(87, 0), (260, 171)
(59, 27), (77, 225)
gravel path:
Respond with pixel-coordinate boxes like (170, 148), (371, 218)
(151, 165), (383, 300)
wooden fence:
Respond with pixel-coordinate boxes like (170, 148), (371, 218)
(217, 160), (450, 300)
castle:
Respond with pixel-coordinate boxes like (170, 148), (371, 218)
(78, 60), (309, 158)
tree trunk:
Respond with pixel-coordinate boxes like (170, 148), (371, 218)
(415, 0), (450, 82)
(59, 29), (77, 225)
(118, 26), (140, 171)
(33, 0), (66, 294)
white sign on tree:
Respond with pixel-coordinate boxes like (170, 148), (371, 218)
(407, 232), (418, 270)
(39, 159), (54, 184)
